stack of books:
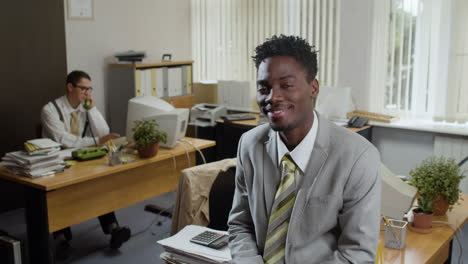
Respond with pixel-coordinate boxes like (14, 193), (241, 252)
(158, 225), (232, 264)
(1, 139), (64, 178)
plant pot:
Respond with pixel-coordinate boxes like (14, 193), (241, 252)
(137, 142), (160, 158)
(432, 195), (449, 216)
(412, 208), (433, 229)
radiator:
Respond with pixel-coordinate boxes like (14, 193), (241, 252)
(433, 136), (468, 193)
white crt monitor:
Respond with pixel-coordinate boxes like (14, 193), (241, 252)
(126, 96), (189, 148)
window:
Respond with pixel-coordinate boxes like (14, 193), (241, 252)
(385, 0), (418, 113)
(191, 0), (341, 87)
(372, 0), (468, 122)
(446, 0), (468, 122)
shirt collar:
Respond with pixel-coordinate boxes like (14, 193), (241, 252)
(60, 95), (85, 114)
(277, 111), (319, 173)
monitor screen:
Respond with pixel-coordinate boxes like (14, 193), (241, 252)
(126, 96), (189, 148)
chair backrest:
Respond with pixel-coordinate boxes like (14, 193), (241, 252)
(171, 158), (236, 234)
(216, 120), (253, 160)
(207, 166), (236, 231)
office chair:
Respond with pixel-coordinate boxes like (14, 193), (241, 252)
(171, 158), (236, 234)
(216, 120), (253, 160)
(207, 166), (236, 231)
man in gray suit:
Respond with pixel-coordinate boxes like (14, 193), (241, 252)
(228, 35), (381, 264)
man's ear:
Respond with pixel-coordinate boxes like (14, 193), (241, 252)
(66, 83), (73, 94)
(310, 79), (319, 98)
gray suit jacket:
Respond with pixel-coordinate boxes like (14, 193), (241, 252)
(228, 113), (381, 264)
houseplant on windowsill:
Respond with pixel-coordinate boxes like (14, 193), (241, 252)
(132, 119), (167, 158)
(409, 156), (465, 216)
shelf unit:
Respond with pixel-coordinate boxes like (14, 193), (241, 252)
(108, 61), (193, 135)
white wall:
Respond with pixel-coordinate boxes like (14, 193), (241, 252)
(372, 127), (435, 176)
(337, 0), (374, 110)
(373, 126), (468, 195)
(64, 0), (191, 118)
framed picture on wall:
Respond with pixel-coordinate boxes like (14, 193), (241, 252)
(67, 0), (94, 20)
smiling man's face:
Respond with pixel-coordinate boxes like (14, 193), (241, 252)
(256, 56), (318, 137)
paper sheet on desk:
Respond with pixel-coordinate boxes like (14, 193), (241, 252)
(27, 138), (61, 149)
(161, 252), (221, 264)
(6, 151), (60, 165)
(157, 225), (231, 263)
(58, 148), (77, 159)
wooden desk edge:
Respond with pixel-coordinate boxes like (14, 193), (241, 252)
(0, 138), (215, 191)
(216, 115), (372, 133)
(346, 125), (372, 133)
(382, 193), (468, 264)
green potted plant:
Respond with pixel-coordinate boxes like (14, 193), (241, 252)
(409, 156), (465, 216)
(132, 119), (167, 158)
(411, 194), (434, 231)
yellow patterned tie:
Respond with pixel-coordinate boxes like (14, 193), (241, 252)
(264, 155), (297, 264)
(70, 111), (80, 136)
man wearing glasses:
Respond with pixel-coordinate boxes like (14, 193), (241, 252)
(40, 70), (131, 259)
(41, 70), (119, 148)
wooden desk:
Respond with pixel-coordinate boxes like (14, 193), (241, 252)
(0, 137), (215, 264)
(213, 113), (372, 160)
(216, 113), (372, 134)
(382, 194), (468, 264)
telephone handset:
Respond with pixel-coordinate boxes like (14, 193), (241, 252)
(348, 115), (369, 128)
(84, 99), (92, 109)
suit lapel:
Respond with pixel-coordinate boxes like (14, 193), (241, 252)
(291, 113), (330, 223)
(263, 129), (280, 217)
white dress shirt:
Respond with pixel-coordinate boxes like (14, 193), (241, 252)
(41, 95), (110, 148)
(277, 111), (319, 186)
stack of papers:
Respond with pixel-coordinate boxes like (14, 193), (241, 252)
(158, 225), (232, 264)
(1, 139), (64, 178)
(24, 138), (61, 156)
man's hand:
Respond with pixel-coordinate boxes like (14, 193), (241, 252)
(99, 133), (120, 145)
(84, 93), (95, 109)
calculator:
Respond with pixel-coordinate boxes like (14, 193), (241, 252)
(189, 230), (229, 249)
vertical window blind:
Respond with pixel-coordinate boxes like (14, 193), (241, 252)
(445, 0), (468, 122)
(385, 0), (418, 113)
(373, 0), (468, 122)
(191, 0), (341, 88)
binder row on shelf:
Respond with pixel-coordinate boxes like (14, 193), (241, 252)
(134, 65), (192, 98)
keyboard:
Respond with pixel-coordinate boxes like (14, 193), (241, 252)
(223, 114), (256, 121)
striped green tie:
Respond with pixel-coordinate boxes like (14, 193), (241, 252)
(263, 155), (297, 264)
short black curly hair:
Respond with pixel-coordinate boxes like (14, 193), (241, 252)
(252, 35), (318, 82)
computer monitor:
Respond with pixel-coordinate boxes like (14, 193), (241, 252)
(381, 163), (417, 220)
(126, 96), (189, 148)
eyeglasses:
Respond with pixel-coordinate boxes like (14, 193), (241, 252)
(75, 85), (93, 93)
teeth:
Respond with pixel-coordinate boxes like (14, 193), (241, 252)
(273, 110), (283, 113)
